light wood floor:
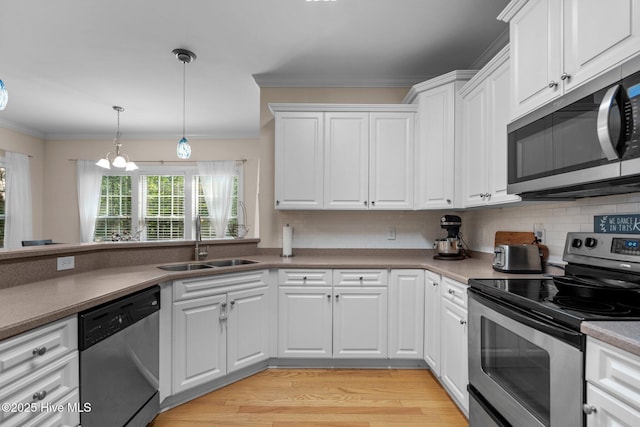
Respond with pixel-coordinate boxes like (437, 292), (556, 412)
(150, 369), (469, 427)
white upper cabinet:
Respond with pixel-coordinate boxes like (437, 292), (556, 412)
(500, 0), (640, 120)
(273, 111), (324, 209)
(369, 112), (415, 210)
(461, 46), (521, 207)
(271, 104), (417, 210)
(404, 71), (475, 209)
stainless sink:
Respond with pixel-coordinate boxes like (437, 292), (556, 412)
(205, 259), (258, 268)
(158, 259), (257, 271)
(158, 263), (215, 271)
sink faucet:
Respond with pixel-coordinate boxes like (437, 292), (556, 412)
(194, 214), (209, 261)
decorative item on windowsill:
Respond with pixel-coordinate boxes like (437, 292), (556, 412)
(96, 106), (138, 171)
(227, 201), (250, 239)
(173, 48), (197, 159)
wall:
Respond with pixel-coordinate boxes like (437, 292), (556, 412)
(42, 137), (260, 243)
(463, 194), (640, 262)
(0, 128), (45, 239)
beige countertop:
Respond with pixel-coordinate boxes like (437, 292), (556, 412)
(0, 250), (554, 341)
(582, 321), (640, 357)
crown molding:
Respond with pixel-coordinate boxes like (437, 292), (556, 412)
(0, 118), (44, 139)
(460, 44), (510, 97)
(268, 103), (418, 115)
(469, 28), (510, 70)
(402, 70), (479, 104)
(253, 73), (430, 88)
(496, 0), (529, 22)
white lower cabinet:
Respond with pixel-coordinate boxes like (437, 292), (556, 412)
(278, 269), (394, 359)
(440, 277), (469, 413)
(388, 269), (424, 359)
(0, 316), (79, 427)
(585, 337), (640, 426)
(171, 270), (271, 395)
(423, 270), (441, 376)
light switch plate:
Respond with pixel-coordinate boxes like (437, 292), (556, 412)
(57, 256), (75, 271)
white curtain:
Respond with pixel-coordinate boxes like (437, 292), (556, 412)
(197, 160), (236, 238)
(4, 151), (33, 248)
(77, 160), (104, 242)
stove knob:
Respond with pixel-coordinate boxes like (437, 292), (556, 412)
(585, 237), (598, 248)
(571, 238), (583, 248)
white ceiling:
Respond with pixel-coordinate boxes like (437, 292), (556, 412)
(0, 0), (509, 140)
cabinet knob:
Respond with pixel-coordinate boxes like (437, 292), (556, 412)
(32, 391), (47, 401)
(432, 282), (438, 287)
(582, 404), (597, 415)
(548, 80), (559, 88)
(446, 199), (451, 204)
(327, 294), (331, 300)
(560, 72), (571, 81)
(371, 201), (375, 206)
(276, 200), (280, 206)
(364, 201), (368, 206)
(303, 276), (307, 281)
(32, 346), (47, 357)
(221, 302), (227, 308)
(448, 289), (455, 295)
(460, 320), (467, 325)
(335, 294), (340, 300)
(359, 276), (364, 281)
(230, 300), (235, 306)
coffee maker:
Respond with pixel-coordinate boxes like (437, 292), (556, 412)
(433, 215), (465, 260)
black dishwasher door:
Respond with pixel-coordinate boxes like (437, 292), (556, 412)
(79, 286), (160, 427)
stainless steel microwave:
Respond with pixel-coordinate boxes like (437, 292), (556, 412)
(507, 55), (640, 200)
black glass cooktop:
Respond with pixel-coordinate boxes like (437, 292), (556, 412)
(469, 277), (640, 330)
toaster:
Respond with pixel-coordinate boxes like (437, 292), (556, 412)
(493, 244), (543, 273)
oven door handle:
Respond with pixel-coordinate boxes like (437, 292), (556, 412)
(469, 289), (584, 349)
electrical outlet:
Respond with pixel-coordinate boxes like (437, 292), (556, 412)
(533, 224), (545, 244)
(57, 256), (75, 271)
(387, 226), (396, 240)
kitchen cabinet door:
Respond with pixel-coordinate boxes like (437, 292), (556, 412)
(462, 81), (488, 207)
(274, 111), (324, 209)
(563, 0), (640, 92)
(333, 287), (388, 359)
(586, 383), (640, 427)
(388, 270), (424, 359)
(369, 112), (415, 209)
(278, 287), (333, 358)
(440, 298), (469, 413)
(423, 271), (441, 376)
(227, 286), (270, 373)
(172, 294), (227, 393)
(507, 0), (562, 119)
(324, 112), (369, 209)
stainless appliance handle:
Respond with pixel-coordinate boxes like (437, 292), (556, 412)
(468, 289), (583, 349)
(597, 84), (623, 161)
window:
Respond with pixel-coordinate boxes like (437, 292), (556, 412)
(95, 165), (242, 242)
(0, 166), (5, 248)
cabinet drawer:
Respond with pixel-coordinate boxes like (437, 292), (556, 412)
(174, 269), (269, 301)
(0, 351), (79, 427)
(586, 383), (640, 427)
(586, 337), (640, 410)
(27, 387), (79, 427)
(334, 269), (387, 287)
(441, 277), (468, 309)
(0, 316), (77, 386)
(278, 269), (332, 286)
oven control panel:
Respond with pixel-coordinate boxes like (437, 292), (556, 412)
(565, 232), (640, 272)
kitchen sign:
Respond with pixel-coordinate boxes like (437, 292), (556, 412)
(595, 214), (640, 234)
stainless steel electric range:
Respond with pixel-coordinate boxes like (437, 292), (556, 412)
(467, 232), (640, 427)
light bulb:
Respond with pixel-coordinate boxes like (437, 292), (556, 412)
(177, 137), (191, 159)
(112, 155), (127, 168)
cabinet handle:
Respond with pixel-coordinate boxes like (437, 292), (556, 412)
(303, 276), (307, 281)
(548, 80), (558, 88)
(33, 391), (47, 401)
(371, 201), (375, 206)
(359, 276), (364, 281)
(582, 404), (597, 415)
(327, 294), (331, 300)
(335, 294), (340, 300)
(364, 201), (368, 206)
(448, 289), (455, 295)
(460, 320), (467, 325)
(560, 72), (571, 81)
(432, 282), (439, 287)
(230, 301), (235, 306)
(446, 199), (451, 204)
(221, 302), (227, 308)
(32, 346), (47, 356)
(276, 200), (280, 205)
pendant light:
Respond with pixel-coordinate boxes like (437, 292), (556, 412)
(173, 48), (197, 159)
(0, 79), (7, 110)
(96, 106), (138, 171)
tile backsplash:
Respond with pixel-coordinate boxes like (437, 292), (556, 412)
(275, 193), (640, 262)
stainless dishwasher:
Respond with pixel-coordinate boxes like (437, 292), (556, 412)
(79, 286), (160, 427)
